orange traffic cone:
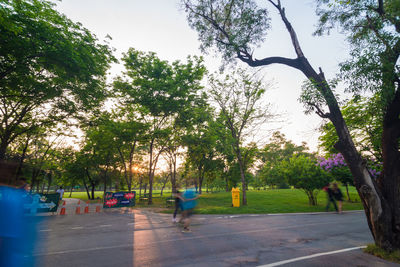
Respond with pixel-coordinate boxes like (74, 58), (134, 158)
(75, 200), (81, 214)
(60, 200), (66, 215)
(95, 199), (101, 213)
(84, 201), (89, 214)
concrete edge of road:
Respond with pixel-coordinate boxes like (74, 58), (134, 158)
(212, 210), (364, 219)
(264, 210), (364, 216)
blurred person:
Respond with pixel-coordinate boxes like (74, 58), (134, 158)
(323, 183), (338, 212)
(332, 183), (343, 213)
(0, 161), (42, 267)
(179, 188), (199, 233)
(172, 190), (182, 223)
(56, 186), (64, 201)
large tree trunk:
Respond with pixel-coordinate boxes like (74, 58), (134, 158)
(82, 177), (91, 200)
(197, 164), (203, 194)
(148, 141), (154, 204)
(235, 146), (247, 205)
(91, 182), (95, 200)
(0, 137), (10, 161)
(16, 137), (30, 181)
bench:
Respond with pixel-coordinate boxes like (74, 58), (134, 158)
(138, 197), (148, 203)
(138, 193), (162, 203)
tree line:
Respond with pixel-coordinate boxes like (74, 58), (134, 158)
(1, 0), (398, 252)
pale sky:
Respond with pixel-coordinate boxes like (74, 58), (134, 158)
(53, 0), (349, 153)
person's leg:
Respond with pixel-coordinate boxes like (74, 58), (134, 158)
(183, 210), (192, 231)
(332, 198), (338, 212)
(173, 203), (179, 221)
(325, 198), (331, 211)
(338, 200), (342, 213)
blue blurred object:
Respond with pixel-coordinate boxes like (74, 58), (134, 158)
(0, 185), (41, 267)
(181, 188), (198, 210)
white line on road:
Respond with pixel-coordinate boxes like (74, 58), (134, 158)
(256, 246), (367, 267)
(71, 227), (84, 230)
(39, 229), (52, 232)
(99, 224), (112, 227)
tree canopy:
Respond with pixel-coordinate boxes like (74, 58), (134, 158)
(0, 0), (115, 160)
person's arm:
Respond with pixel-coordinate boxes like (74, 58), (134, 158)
(176, 194), (185, 201)
(186, 195), (200, 201)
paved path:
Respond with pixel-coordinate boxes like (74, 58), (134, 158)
(32, 209), (399, 267)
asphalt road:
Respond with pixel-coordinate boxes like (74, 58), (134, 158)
(32, 209), (399, 267)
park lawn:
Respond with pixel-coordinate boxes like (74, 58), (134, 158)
(193, 187), (363, 214)
(63, 191), (104, 202)
(63, 187), (364, 214)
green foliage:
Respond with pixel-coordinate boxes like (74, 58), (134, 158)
(315, 0), (400, 103)
(182, 0), (270, 64)
(0, 0), (115, 159)
(208, 68), (274, 204)
(258, 131), (310, 189)
(319, 96), (383, 161)
(115, 48), (206, 117)
(283, 155), (331, 205)
(114, 48), (207, 201)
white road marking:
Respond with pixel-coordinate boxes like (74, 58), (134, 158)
(39, 229), (52, 232)
(99, 224), (112, 227)
(256, 246), (367, 267)
(71, 227), (84, 230)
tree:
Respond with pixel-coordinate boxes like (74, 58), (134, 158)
(258, 131), (310, 189)
(0, 0), (115, 160)
(208, 68), (275, 205)
(114, 48), (206, 204)
(183, 109), (219, 194)
(283, 155), (331, 205)
(108, 107), (148, 192)
(182, 0), (400, 251)
(83, 114), (119, 197)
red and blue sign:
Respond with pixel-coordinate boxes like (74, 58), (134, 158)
(103, 191), (136, 208)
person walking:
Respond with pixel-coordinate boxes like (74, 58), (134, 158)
(323, 183), (338, 212)
(56, 186), (64, 202)
(332, 183), (343, 213)
(179, 188), (199, 232)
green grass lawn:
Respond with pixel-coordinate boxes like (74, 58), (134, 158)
(192, 188), (363, 214)
(64, 187), (363, 214)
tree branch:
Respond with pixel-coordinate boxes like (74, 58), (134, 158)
(306, 102), (331, 119)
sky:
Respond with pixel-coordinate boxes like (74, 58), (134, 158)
(52, 0), (349, 153)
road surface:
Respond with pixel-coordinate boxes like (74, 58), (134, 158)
(33, 208), (399, 267)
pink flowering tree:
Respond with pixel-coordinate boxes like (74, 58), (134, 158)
(318, 154), (353, 201)
(318, 153), (381, 202)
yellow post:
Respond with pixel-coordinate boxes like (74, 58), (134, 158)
(231, 188), (240, 207)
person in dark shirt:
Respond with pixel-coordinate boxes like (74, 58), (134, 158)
(323, 183), (338, 212)
(332, 183), (343, 213)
